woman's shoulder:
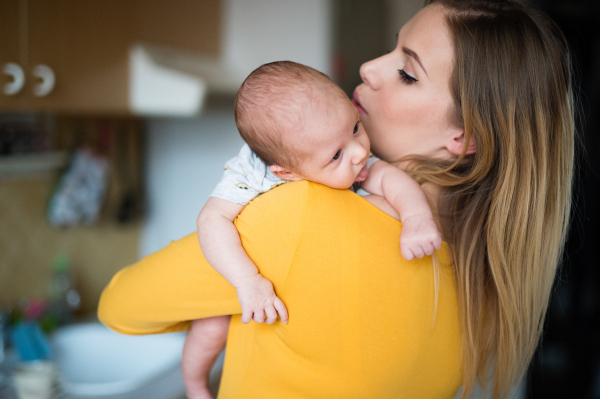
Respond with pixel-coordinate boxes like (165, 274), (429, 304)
(252, 180), (401, 224)
(237, 181), (403, 262)
(247, 181), (449, 252)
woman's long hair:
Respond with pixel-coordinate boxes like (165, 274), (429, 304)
(413, 1), (575, 397)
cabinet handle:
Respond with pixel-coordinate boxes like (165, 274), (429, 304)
(32, 64), (55, 97)
(3, 63), (25, 95)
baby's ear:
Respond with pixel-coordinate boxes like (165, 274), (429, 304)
(269, 164), (303, 181)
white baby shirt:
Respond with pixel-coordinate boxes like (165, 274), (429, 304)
(210, 144), (287, 205)
(210, 143), (380, 205)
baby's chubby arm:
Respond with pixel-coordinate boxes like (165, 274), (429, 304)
(197, 197), (288, 324)
(361, 160), (442, 260)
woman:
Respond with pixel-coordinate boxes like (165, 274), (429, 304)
(98, 1), (574, 398)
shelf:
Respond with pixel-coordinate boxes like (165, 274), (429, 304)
(0, 152), (68, 179)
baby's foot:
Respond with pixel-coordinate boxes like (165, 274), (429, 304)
(186, 385), (215, 399)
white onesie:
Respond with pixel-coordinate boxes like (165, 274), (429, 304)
(210, 143), (379, 205)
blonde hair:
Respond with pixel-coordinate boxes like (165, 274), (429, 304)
(412, 1), (575, 397)
(235, 61), (347, 169)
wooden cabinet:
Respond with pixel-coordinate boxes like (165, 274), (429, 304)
(27, 1), (132, 114)
(0, 0), (25, 110)
(0, 0), (220, 114)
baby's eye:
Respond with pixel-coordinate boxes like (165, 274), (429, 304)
(332, 150), (341, 161)
(353, 122), (360, 134)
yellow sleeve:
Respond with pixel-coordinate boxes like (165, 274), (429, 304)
(98, 181), (309, 335)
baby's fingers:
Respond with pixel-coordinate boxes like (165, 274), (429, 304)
(273, 297), (289, 324)
(411, 245), (425, 259)
(264, 306), (278, 325)
(401, 246), (415, 261)
(241, 310), (253, 324)
(423, 242), (435, 256)
(252, 310), (265, 323)
(433, 235), (443, 249)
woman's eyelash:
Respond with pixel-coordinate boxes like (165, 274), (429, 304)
(398, 69), (418, 84)
(332, 150), (341, 161)
(353, 122), (360, 134)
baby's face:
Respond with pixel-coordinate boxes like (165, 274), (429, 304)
(291, 96), (371, 189)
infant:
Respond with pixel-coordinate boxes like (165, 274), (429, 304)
(181, 61), (442, 399)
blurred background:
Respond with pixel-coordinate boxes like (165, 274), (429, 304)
(0, 0), (597, 398)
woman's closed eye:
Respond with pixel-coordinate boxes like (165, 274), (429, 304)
(332, 150), (341, 161)
(353, 122), (360, 134)
(398, 69), (418, 84)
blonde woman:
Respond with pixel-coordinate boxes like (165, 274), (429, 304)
(98, 0), (574, 397)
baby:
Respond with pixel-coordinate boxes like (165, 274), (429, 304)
(181, 61), (442, 399)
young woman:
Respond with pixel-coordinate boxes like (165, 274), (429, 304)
(98, 1), (574, 397)
(356, 0), (575, 396)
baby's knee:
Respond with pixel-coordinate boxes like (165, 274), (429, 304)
(191, 316), (230, 341)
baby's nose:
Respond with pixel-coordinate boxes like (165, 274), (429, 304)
(352, 143), (369, 164)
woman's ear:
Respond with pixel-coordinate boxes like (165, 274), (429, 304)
(445, 129), (476, 155)
(269, 164), (304, 181)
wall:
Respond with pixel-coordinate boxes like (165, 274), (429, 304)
(385, 0), (423, 48)
(140, 111), (243, 256)
(0, 179), (140, 314)
(222, 0), (333, 78)
(332, 0), (387, 95)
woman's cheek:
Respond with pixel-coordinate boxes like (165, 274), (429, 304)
(381, 90), (411, 127)
(368, 132), (395, 162)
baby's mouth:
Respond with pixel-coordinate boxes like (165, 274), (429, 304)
(355, 165), (368, 182)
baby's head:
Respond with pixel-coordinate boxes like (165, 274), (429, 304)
(235, 61), (370, 189)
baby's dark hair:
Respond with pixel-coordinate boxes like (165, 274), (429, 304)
(235, 61), (347, 168)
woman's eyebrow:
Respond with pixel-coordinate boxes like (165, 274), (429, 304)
(402, 46), (428, 76)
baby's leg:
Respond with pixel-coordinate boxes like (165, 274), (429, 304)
(181, 316), (230, 399)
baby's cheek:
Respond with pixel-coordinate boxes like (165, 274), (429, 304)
(329, 174), (350, 189)
(347, 174), (358, 187)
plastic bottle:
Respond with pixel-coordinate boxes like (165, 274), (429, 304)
(49, 254), (81, 324)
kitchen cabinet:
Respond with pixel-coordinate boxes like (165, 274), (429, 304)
(0, 0), (24, 110)
(0, 0), (220, 115)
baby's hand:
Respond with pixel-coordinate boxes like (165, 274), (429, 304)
(400, 214), (443, 261)
(235, 274), (289, 325)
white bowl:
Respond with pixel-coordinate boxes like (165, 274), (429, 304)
(51, 323), (186, 399)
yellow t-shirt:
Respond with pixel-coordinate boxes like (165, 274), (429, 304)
(98, 181), (462, 398)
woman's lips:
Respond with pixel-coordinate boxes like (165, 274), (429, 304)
(352, 90), (367, 115)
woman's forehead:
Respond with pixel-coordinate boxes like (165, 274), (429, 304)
(398, 5), (453, 81)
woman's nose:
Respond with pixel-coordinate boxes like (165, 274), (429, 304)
(359, 56), (384, 90)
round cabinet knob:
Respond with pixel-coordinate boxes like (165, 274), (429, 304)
(32, 64), (55, 97)
(3, 62), (25, 95)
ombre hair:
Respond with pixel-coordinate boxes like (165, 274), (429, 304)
(412, 1), (575, 397)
